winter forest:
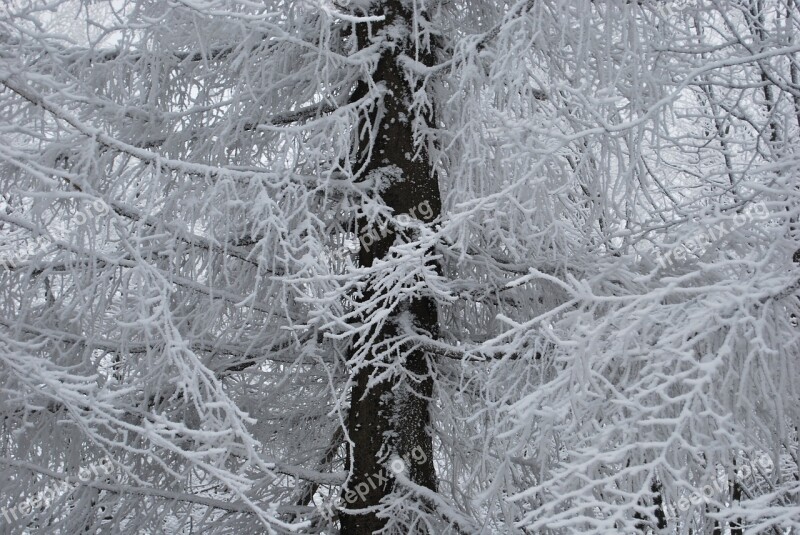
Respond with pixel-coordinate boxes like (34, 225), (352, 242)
(1, 0), (799, 533)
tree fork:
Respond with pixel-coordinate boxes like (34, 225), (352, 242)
(340, 1), (441, 533)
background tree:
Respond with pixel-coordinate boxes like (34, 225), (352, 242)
(1, 0), (799, 534)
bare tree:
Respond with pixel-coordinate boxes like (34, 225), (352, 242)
(1, 0), (799, 533)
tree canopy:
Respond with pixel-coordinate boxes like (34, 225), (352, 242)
(1, 0), (799, 533)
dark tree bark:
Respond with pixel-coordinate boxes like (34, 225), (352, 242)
(339, 1), (441, 533)
(730, 459), (743, 535)
(633, 477), (666, 532)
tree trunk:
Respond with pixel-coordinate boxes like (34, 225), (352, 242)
(340, 1), (440, 533)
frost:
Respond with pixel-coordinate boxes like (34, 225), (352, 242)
(1, 0), (799, 534)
